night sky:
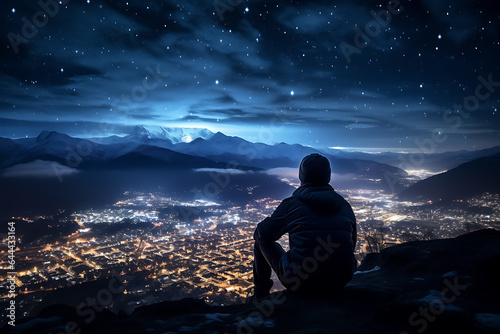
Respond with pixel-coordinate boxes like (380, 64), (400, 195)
(1, 0), (499, 152)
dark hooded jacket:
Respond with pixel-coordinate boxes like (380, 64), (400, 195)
(254, 184), (357, 290)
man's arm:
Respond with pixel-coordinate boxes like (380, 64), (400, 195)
(346, 201), (357, 249)
(254, 200), (288, 242)
(352, 219), (357, 249)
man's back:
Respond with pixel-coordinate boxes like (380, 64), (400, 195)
(255, 184), (357, 291)
(252, 153), (357, 297)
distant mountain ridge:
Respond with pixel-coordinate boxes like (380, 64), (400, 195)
(2, 126), (499, 175)
(0, 127), (408, 191)
(3, 127), (500, 199)
(0, 128), (412, 218)
(397, 152), (500, 201)
(322, 145), (500, 172)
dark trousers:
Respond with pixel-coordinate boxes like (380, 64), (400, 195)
(253, 240), (286, 296)
(253, 241), (356, 297)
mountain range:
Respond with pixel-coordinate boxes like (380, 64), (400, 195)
(0, 126), (408, 187)
(1, 126), (499, 218)
(397, 152), (500, 202)
(321, 144), (500, 173)
(91, 126), (214, 146)
(0, 126), (406, 218)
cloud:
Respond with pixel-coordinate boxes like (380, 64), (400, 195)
(265, 167), (298, 178)
(194, 168), (250, 175)
(2, 160), (79, 178)
(346, 123), (377, 129)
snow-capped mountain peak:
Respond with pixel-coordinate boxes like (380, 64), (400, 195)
(86, 126), (213, 146)
(130, 126), (214, 144)
(127, 125), (151, 140)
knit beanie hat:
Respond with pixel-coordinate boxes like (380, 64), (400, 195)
(298, 153), (331, 185)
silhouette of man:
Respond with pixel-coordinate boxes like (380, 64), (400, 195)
(253, 153), (357, 298)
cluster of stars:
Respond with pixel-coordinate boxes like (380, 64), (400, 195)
(1, 0), (498, 150)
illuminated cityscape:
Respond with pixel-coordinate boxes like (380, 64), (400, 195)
(1, 186), (499, 319)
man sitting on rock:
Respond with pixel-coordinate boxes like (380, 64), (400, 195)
(252, 153), (357, 298)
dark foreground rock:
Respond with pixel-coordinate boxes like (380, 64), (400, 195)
(5, 229), (500, 334)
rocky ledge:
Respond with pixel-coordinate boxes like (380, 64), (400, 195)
(6, 229), (500, 334)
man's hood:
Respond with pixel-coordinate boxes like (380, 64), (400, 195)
(292, 185), (342, 213)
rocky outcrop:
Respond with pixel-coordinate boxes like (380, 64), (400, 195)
(7, 229), (500, 334)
